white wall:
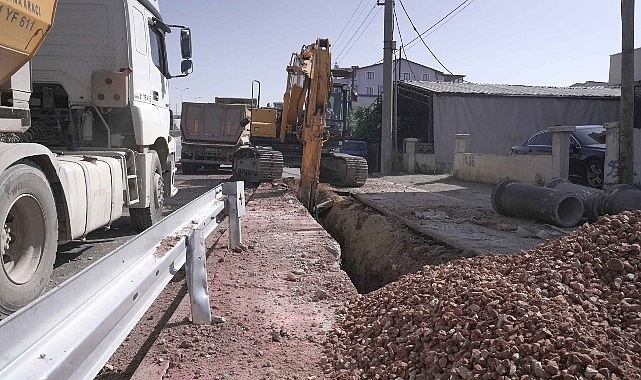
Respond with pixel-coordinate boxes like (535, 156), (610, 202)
(453, 152), (553, 184)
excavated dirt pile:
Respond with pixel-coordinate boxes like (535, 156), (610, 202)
(326, 211), (641, 379)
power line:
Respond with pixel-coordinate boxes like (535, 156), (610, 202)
(398, 0), (453, 75)
(393, 7), (417, 81)
(335, 5), (382, 64)
(403, 0), (472, 49)
(372, 0), (474, 66)
(334, 0), (368, 47)
(334, 2), (374, 57)
(404, 0), (476, 51)
(334, 3), (378, 63)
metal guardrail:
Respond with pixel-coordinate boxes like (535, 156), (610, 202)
(0, 181), (245, 380)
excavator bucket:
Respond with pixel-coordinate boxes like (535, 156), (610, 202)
(0, 0), (57, 84)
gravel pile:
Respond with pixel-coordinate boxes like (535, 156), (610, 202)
(326, 211), (641, 379)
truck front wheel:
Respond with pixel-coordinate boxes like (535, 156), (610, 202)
(130, 153), (164, 231)
(0, 162), (58, 317)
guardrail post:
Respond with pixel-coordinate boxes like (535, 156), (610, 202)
(223, 181), (245, 249)
(186, 227), (212, 325)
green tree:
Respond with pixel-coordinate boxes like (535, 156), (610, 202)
(348, 106), (380, 143)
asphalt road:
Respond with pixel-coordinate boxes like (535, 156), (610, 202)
(47, 168), (231, 292)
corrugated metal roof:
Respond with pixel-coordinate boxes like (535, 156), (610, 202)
(404, 81), (621, 98)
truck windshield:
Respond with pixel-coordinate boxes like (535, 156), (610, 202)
(327, 91), (344, 122)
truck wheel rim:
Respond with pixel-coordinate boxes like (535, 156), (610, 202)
(2, 195), (46, 285)
(155, 173), (164, 210)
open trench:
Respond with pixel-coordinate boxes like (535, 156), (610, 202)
(317, 192), (476, 293)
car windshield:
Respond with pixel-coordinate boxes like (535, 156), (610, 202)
(573, 127), (606, 145)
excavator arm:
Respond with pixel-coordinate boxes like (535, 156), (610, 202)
(236, 37), (367, 207)
(280, 38), (332, 210)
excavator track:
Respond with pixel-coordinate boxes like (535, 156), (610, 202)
(232, 147), (284, 183)
(319, 152), (368, 187)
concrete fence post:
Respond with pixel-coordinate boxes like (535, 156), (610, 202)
(223, 181), (246, 249)
(453, 134), (470, 175)
(548, 126), (575, 180)
(604, 122), (620, 188)
(403, 138), (418, 173)
(454, 134), (470, 154)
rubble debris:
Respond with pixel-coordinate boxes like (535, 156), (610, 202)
(516, 226), (554, 239)
(326, 210), (641, 379)
(211, 316), (226, 324)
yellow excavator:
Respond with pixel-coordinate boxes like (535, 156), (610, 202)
(285, 38), (331, 210)
(234, 38), (368, 210)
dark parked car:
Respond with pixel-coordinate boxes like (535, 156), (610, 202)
(338, 139), (368, 159)
(509, 125), (606, 188)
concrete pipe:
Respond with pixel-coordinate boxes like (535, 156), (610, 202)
(545, 178), (604, 222)
(604, 184), (641, 215)
(492, 179), (584, 228)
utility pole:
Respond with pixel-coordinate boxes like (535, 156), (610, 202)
(380, 0), (395, 173)
(620, 0), (634, 184)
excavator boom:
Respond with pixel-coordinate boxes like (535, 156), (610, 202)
(281, 39), (332, 210)
(235, 38), (367, 208)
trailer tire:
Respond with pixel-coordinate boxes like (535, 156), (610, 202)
(130, 153), (164, 231)
(0, 162), (57, 317)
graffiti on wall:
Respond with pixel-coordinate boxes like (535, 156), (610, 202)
(464, 154), (475, 167)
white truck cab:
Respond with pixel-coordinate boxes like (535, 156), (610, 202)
(0, 0), (193, 316)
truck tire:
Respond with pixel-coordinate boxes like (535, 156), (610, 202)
(0, 162), (57, 317)
(130, 152), (164, 231)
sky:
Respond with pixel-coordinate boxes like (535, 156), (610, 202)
(159, 0), (639, 112)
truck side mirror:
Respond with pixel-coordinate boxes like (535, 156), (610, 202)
(180, 28), (192, 59)
(181, 59), (193, 75)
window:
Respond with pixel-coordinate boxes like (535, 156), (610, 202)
(573, 127), (606, 145)
(403, 72), (411, 81)
(149, 25), (167, 74)
(422, 73), (429, 81)
(530, 131), (552, 146)
(366, 71), (374, 80)
(134, 9), (146, 55)
(365, 87), (374, 95)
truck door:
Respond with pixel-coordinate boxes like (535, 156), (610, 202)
(148, 20), (171, 132)
(129, 5), (170, 144)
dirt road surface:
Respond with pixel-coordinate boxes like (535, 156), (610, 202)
(97, 173), (575, 379)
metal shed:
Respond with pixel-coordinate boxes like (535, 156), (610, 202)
(396, 82), (621, 166)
